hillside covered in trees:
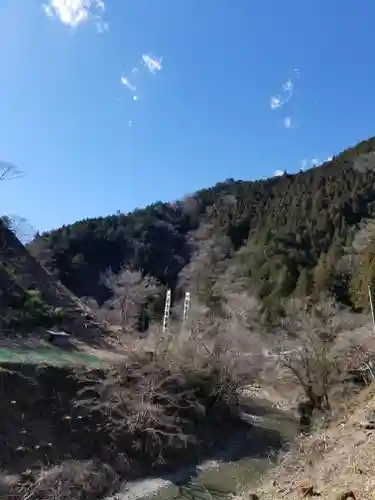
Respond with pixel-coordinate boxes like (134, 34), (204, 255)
(4, 140), (375, 500)
(27, 135), (375, 323)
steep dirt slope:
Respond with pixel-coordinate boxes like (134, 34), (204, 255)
(253, 383), (375, 500)
(0, 221), (112, 347)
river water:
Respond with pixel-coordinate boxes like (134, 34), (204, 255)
(108, 397), (298, 500)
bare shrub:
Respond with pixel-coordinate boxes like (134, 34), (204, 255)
(79, 296), (99, 311)
(75, 343), (204, 463)
(19, 460), (119, 500)
(74, 303), (264, 464)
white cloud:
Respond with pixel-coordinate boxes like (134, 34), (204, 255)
(284, 116), (292, 129)
(121, 77), (137, 92)
(120, 53), (162, 125)
(141, 54), (163, 74)
(300, 158), (321, 170)
(274, 169), (284, 177)
(42, 0), (106, 31)
(282, 79), (293, 93)
(300, 157), (326, 170)
(300, 159), (308, 170)
(327, 155), (333, 161)
(270, 96), (282, 110)
(269, 71), (298, 119)
(95, 19), (108, 33)
(43, 4), (54, 16)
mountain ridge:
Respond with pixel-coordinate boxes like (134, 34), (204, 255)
(24, 135), (375, 322)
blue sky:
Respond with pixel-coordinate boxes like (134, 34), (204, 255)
(1, 0), (375, 232)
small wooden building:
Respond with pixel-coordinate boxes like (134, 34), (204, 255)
(46, 330), (72, 347)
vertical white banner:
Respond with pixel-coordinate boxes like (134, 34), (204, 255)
(162, 289), (171, 333)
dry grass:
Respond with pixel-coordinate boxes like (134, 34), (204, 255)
(0, 297), (268, 500)
(237, 315), (375, 500)
(5, 291), (370, 500)
(13, 460), (120, 500)
(249, 383), (375, 500)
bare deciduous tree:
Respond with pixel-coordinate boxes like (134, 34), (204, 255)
(0, 162), (33, 255)
(99, 267), (160, 330)
(177, 224), (232, 306)
(0, 161), (23, 182)
(277, 295), (355, 416)
(181, 195), (201, 215)
(1, 214), (36, 243)
(336, 217), (375, 281)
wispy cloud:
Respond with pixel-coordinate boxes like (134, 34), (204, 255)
(270, 73), (297, 111)
(270, 69), (300, 128)
(121, 77), (137, 92)
(282, 79), (294, 93)
(141, 54), (163, 74)
(119, 53), (163, 126)
(120, 54), (163, 99)
(284, 116), (292, 129)
(274, 169), (284, 177)
(42, 0), (107, 31)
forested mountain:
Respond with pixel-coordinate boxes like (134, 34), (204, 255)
(27, 136), (375, 319)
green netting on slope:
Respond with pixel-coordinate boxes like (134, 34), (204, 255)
(0, 347), (103, 367)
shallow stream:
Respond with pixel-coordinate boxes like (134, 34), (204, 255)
(108, 397), (297, 500)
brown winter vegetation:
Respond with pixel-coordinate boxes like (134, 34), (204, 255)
(76, 311), (262, 461)
(6, 139), (375, 500)
(0, 298), (268, 500)
(1, 205), (373, 500)
(251, 382), (375, 500)
(0, 290), (371, 500)
(241, 304), (375, 500)
(277, 297), (359, 413)
(96, 266), (162, 334)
